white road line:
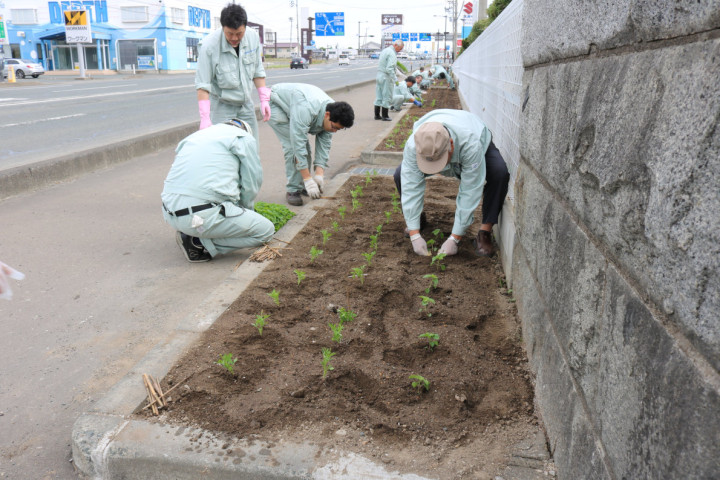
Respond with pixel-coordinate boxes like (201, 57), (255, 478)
(0, 98), (29, 102)
(52, 84), (137, 92)
(1, 113), (87, 128)
(0, 84), (194, 107)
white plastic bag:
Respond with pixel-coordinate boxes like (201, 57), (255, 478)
(0, 261), (25, 301)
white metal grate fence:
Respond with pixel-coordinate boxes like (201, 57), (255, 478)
(452, 0), (524, 202)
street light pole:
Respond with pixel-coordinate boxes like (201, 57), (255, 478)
(357, 21), (367, 56)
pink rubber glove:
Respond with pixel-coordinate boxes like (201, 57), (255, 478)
(198, 99), (211, 130)
(257, 86), (272, 122)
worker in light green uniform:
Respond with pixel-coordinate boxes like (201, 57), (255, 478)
(409, 77), (424, 98)
(431, 64), (455, 89)
(413, 68), (431, 89)
(162, 119), (274, 263)
(267, 83), (355, 206)
(390, 76), (423, 111)
(394, 109), (510, 257)
(374, 39), (403, 121)
(195, 4), (271, 146)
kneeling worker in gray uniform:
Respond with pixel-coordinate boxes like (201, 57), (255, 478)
(162, 119), (274, 263)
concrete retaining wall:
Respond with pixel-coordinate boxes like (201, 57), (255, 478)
(516, 1), (720, 478)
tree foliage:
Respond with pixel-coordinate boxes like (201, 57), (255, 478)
(459, 0), (512, 54)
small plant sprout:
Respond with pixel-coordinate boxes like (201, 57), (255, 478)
(362, 250), (376, 266)
(409, 374), (430, 392)
(418, 295), (436, 317)
(329, 322), (343, 343)
(321, 347), (336, 379)
(351, 197), (361, 212)
(350, 265), (366, 285)
(268, 289), (280, 306)
(385, 211), (392, 224)
(331, 221), (340, 232)
(423, 274), (439, 294)
(351, 185), (363, 198)
(432, 229), (445, 241)
(369, 234), (379, 250)
(375, 224), (383, 235)
(338, 307), (357, 325)
(216, 353), (238, 374)
(419, 332), (440, 351)
(430, 252), (447, 271)
(364, 171), (373, 185)
(309, 246), (323, 263)
(321, 229), (332, 245)
(426, 238), (436, 254)
(252, 311), (270, 335)
(294, 269), (306, 286)
(338, 205), (347, 220)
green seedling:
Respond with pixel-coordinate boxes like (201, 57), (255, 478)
(364, 171), (373, 185)
(338, 205), (347, 220)
(369, 234), (379, 250)
(253, 311), (269, 335)
(351, 185), (363, 198)
(385, 211), (392, 224)
(294, 269), (306, 285)
(321, 347), (336, 379)
(432, 229), (445, 241)
(430, 253), (447, 271)
(418, 295), (436, 317)
(338, 307), (357, 325)
(362, 250), (376, 266)
(352, 198), (361, 212)
(268, 289), (280, 306)
(309, 246), (323, 263)
(498, 277), (506, 288)
(430, 99), (437, 108)
(329, 322), (344, 343)
(419, 332), (440, 351)
(375, 224), (383, 235)
(331, 221), (340, 232)
(426, 238), (436, 253)
(350, 265), (366, 285)
(216, 353), (238, 374)
(372, 169), (378, 176)
(321, 229), (332, 245)
(385, 140), (395, 149)
(423, 274), (439, 294)
(254, 202), (296, 232)
(409, 374), (430, 392)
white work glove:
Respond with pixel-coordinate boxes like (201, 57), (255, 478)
(410, 233), (429, 256)
(438, 236), (460, 256)
(303, 178), (322, 199)
(0, 261), (25, 301)
(312, 174), (324, 192)
(198, 99), (211, 130)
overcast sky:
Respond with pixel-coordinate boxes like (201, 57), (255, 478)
(198, 0), (484, 48)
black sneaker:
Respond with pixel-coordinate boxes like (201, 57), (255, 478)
(286, 191), (303, 206)
(175, 232), (211, 263)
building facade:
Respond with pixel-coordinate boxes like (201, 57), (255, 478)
(0, 0), (268, 72)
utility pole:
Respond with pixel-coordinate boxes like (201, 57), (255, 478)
(451, 0), (458, 61)
(289, 16), (293, 53)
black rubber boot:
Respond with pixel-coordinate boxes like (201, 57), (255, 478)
(381, 107), (391, 121)
(374, 105), (381, 120)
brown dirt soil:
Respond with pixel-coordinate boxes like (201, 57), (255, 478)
(140, 175), (539, 479)
(376, 86), (462, 152)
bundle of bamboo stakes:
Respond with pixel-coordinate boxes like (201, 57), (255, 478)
(249, 241), (290, 262)
(142, 373), (168, 415)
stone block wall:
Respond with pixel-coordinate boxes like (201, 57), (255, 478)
(515, 1), (720, 478)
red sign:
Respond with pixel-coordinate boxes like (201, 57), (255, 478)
(463, 2), (473, 14)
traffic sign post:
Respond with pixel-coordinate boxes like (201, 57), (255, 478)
(314, 12), (345, 37)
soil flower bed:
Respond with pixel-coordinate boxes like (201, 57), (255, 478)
(140, 174), (538, 478)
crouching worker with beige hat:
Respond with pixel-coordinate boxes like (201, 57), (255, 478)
(393, 109), (509, 257)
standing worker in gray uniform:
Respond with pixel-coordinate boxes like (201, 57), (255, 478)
(374, 39), (403, 121)
(162, 119), (274, 263)
(195, 3), (271, 142)
(267, 83), (355, 206)
(394, 109), (510, 257)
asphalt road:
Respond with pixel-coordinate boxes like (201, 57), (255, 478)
(0, 73), (394, 479)
(0, 59), (384, 172)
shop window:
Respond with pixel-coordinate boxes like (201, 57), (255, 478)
(120, 6), (148, 23)
(11, 9), (38, 25)
(186, 38), (199, 63)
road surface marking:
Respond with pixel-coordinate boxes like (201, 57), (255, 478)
(1, 113), (86, 128)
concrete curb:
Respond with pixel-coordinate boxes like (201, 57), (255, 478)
(0, 79), (376, 202)
(358, 106), (409, 166)
(70, 172), (432, 480)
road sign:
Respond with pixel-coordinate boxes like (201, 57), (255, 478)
(64, 10), (92, 43)
(0, 15), (7, 45)
(392, 33), (400, 40)
(315, 12), (345, 36)
(381, 14), (403, 26)
(401, 33), (409, 41)
(419, 33), (431, 41)
(410, 33), (418, 41)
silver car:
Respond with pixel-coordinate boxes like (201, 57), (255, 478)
(3, 58), (45, 79)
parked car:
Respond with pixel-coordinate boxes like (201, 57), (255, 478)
(290, 57), (308, 69)
(338, 54), (350, 66)
(369, 53), (379, 59)
(397, 52), (409, 59)
(3, 58), (45, 78)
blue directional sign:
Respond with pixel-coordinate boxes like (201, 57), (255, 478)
(315, 12), (345, 36)
(392, 33), (400, 40)
(410, 33), (418, 41)
(419, 32), (431, 41)
(401, 33), (409, 41)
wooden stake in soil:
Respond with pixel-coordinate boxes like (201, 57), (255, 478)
(142, 374), (160, 415)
